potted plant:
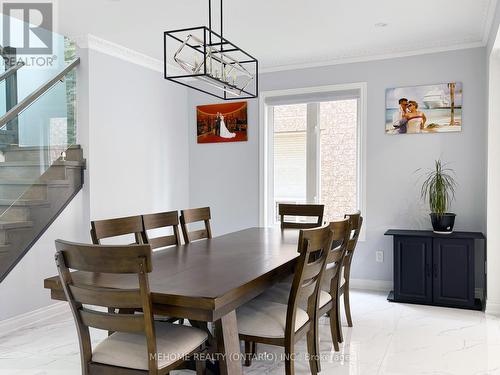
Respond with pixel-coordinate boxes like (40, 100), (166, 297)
(420, 160), (457, 234)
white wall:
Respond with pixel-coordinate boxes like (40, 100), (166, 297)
(487, 2), (500, 315)
(87, 50), (190, 220)
(189, 47), (487, 283)
(0, 193), (89, 320)
(0, 49), (190, 320)
(487, 46), (500, 315)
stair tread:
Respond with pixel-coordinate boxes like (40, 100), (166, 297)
(0, 199), (49, 206)
(4, 145), (81, 152)
(0, 160), (84, 167)
(0, 179), (70, 185)
(0, 220), (33, 229)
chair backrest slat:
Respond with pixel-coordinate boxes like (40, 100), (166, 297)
(279, 204), (324, 230)
(188, 229), (208, 242)
(301, 257), (324, 281)
(299, 278), (318, 301)
(143, 211), (181, 249)
(91, 215), (146, 245)
(57, 240), (152, 274)
(280, 222), (320, 230)
(180, 207), (212, 244)
(80, 308), (145, 333)
(148, 236), (178, 249)
(69, 285), (143, 308)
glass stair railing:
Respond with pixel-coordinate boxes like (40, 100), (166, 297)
(0, 25), (84, 281)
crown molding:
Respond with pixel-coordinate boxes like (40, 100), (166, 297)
(75, 33), (485, 76)
(260, 40), (485, 73)
(74, 34), (163, 73)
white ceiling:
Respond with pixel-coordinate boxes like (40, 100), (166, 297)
(57, 0), (497, 71)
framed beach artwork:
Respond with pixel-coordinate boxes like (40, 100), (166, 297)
(196, 102), (248, 143)
(385, 82), (462, 135)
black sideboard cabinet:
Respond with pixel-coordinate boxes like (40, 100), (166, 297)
(385, 230), (486, 310)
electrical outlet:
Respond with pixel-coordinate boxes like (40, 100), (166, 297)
(376, 250), (384, 263)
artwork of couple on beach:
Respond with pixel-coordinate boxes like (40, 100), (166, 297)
(196, 102), (248, 143)
(385, 82), (462, 134)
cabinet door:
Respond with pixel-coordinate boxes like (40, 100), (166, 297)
(394, 236), (432, 303)
(433, 238), (474, 307)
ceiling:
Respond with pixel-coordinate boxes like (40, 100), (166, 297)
(57, 0), (497, 71)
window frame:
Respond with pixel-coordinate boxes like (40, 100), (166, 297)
(259, 83), (367, 240)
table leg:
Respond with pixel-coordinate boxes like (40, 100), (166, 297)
(214, 310), (242, 375)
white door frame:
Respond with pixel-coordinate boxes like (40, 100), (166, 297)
(258, 82), (368, 228)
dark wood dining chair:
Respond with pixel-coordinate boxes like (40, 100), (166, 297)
(339, 211), (363, 327)
(255, 218), (351, 352)
(90, 215), (147, 245)
(317, 218), (351, 352)
(237, 225), (334, 375)
(142, 211), (181, 249)
(179, 207), (212, 244)
(278, 203), (324, 230)
(54, 240), (207, 375)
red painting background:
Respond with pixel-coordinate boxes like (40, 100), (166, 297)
(196, 102), (248, 143)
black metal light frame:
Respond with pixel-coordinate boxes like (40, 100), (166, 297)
(164, 0), (258, 100)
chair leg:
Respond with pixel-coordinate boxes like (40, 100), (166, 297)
(334, 289), (343, 343)
(284, 341), (295, 375)
(329, 308), (340, 352)
(344, 281), (353, 327)
(244, 341), (255, 367)
(306, 328), (319, 375)
(196, 357), (206, 375)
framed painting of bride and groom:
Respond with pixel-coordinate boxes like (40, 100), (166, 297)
(385, 82), (462, 135)
(196, 102), (248, 143)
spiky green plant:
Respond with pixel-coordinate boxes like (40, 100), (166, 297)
(420, 160), (457, 216)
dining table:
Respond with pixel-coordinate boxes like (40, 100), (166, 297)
(43, 227), (301, 375)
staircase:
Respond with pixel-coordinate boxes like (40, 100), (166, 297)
(0, 40), (83, 282)
(0, 145), (85, 281)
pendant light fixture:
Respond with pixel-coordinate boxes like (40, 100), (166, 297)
(164, 0), (258, 100)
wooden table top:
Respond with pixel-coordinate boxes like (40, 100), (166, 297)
(44, 227), (300, 321)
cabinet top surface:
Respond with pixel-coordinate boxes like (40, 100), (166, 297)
(384, 229), (485, 240)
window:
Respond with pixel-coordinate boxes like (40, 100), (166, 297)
(260, 84), (366, 228)
(273, 104), (307, 215)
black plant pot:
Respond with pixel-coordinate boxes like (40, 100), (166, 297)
(430, 213), (456, 234)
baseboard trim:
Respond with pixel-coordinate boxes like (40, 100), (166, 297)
(349, 278), (392, 292)
(485, 300), (500, 316)
(0, 302), (69, 337)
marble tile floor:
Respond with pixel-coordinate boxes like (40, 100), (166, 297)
(1, 290), (499, 375)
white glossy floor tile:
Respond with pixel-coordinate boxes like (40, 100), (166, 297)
(0, 290), (499, 374)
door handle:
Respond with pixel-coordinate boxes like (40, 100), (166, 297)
(433, 264), (438, 278)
